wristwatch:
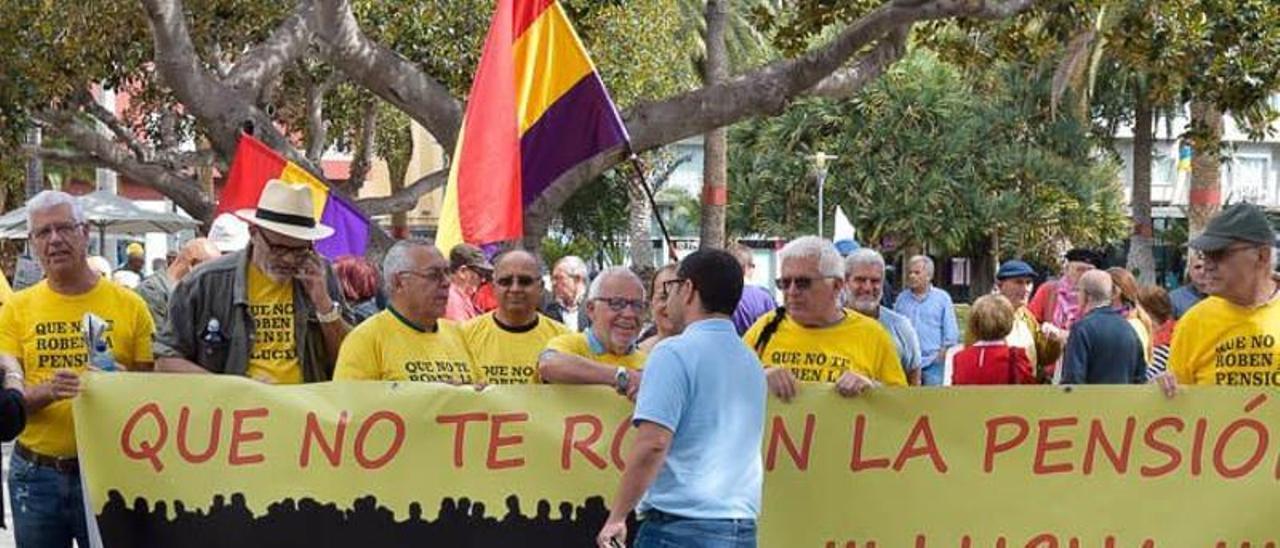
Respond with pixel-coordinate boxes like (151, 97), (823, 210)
(317, 301), (342, 323)
(614, 366), (630, 395)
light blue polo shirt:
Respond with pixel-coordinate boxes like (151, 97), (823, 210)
(634, 318), (766, 519)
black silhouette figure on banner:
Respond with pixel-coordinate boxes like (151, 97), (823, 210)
(96, 490), (635, 547)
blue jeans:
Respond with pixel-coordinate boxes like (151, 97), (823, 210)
(635, 510), (757, 548)
(8, 452), (89, 548)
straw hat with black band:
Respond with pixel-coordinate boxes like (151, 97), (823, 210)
(234, 179), (334, 241)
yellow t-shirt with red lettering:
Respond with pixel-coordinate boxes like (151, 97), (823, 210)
(245, 264), (303, 385)
(1170, 296), (1280, 386)
(0, 279), (154, 457)
(743, 309), (906, 386)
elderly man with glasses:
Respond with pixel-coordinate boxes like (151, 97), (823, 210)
(743, 236), (905, 402)
(0, 190), (155, 547)
(463, 250), (569, 384)
(156, 180), (349, 384)
(539, 266), (648, 399)
(334, 240), (479, 384)
(1155, 203), (1280, 395)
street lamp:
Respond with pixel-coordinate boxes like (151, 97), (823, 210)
(808, 152), (838, 238)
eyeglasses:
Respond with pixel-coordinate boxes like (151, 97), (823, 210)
(659, 278), (687, 300)
(776, 276), (836, 291)
(593, 297), (647, 313)
(1202, 244), (1261, 264)
(255, 230), (313, 260)
(400, 268), (451, 284)
(496, 275), (537, 288)
(32, 222), (84, 241)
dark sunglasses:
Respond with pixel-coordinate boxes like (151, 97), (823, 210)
(496, 275), (537, 288)
(593, 297), (647, 313)
(776, 276), (834, 291)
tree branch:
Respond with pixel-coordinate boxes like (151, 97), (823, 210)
(224, 0), (317, 97)
(625, 0), (1037, 152)
(305, 72), (344, 162)
(355, 169), (448, 217)
(527, 0), (1039, 232)
(36, 112), (214, 221)
(805, 24), (911, 99)
(311, 0), (462, 151)
(23, 147), (98, 166)
(76, 93), (154, 162)
(139, 0), (323, 178)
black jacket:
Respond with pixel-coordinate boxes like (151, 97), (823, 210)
(541, 297), (590, 333)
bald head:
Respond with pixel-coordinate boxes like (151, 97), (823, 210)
(172, 238), (222, 282)
(494, 249), (545, 325)
(1078, 270), (1113, 308)
(494, 249), (541, 274)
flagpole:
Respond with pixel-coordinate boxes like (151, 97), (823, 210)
(627, 154), (680, 263)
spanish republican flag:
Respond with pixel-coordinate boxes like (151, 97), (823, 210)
(435, 0), (630, 252)
(217, 134), (371, 259)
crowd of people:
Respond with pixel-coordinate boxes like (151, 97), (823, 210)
(0, 178), (1275, 547)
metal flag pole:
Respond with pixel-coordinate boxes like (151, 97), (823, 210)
(627, 154), (680, 262)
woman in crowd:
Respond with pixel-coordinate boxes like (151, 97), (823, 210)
(1138, 285), (1177, 379)
(334, 255), (382, 325)
(637, 264), (680, 353)
(946, 294), (1035, 385)
(1107, 267), (1154, 364)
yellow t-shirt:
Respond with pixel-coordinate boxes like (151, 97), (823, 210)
(334, 309), (480, 384)
(1169, 296), (1280, 386)
(743, 309), (906, 386)
(245, 264), (303, 385)
(463, 312), (569, 384)
(0, 279), (154, 457)
(545, 331), (647, 370)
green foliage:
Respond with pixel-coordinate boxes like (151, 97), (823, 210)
(726, 50), (1127, 263)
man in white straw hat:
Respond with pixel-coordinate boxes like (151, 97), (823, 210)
(155, 180), (350, 383)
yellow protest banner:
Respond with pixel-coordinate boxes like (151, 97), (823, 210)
(74, 373), (1279, 547)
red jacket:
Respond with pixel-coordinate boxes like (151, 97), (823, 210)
(950, 342), (1036, 385)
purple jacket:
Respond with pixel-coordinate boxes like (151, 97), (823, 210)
(732, 284), (777, 335)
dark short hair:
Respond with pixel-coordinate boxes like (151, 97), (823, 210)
(677, 249), (743, 315)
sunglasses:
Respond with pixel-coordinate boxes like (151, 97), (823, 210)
(776, 276), (835, 291)
(496, 275), (537, 288)
(593, 297), (647, 313)
(1201, 244), (1262, 264)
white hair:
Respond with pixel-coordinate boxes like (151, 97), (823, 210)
(382, 239), (436, 287)
(554, 255), (588, 279)
(27, 190), (86, 227)
(1078, 270), (1112, 305)
(587, 266), (644, 300)
(845, 248), (886, 275)
(909, 255), (935, 278)
(779, 236), (844, 278)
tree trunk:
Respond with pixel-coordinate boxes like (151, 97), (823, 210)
(698, 0), (729, 250)
(627, 176), (654, 268)
(1188, 100), (1223, 235)
(1126, 88), (1156, 284)
(970, 232), (997, 301)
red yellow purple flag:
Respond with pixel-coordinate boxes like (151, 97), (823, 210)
(435, 0), (630, 252)
(218, 134), (370, 258)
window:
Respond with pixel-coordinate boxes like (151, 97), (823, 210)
(1227, 155), (1271, 203)
(1151, 153), (1175, 187)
